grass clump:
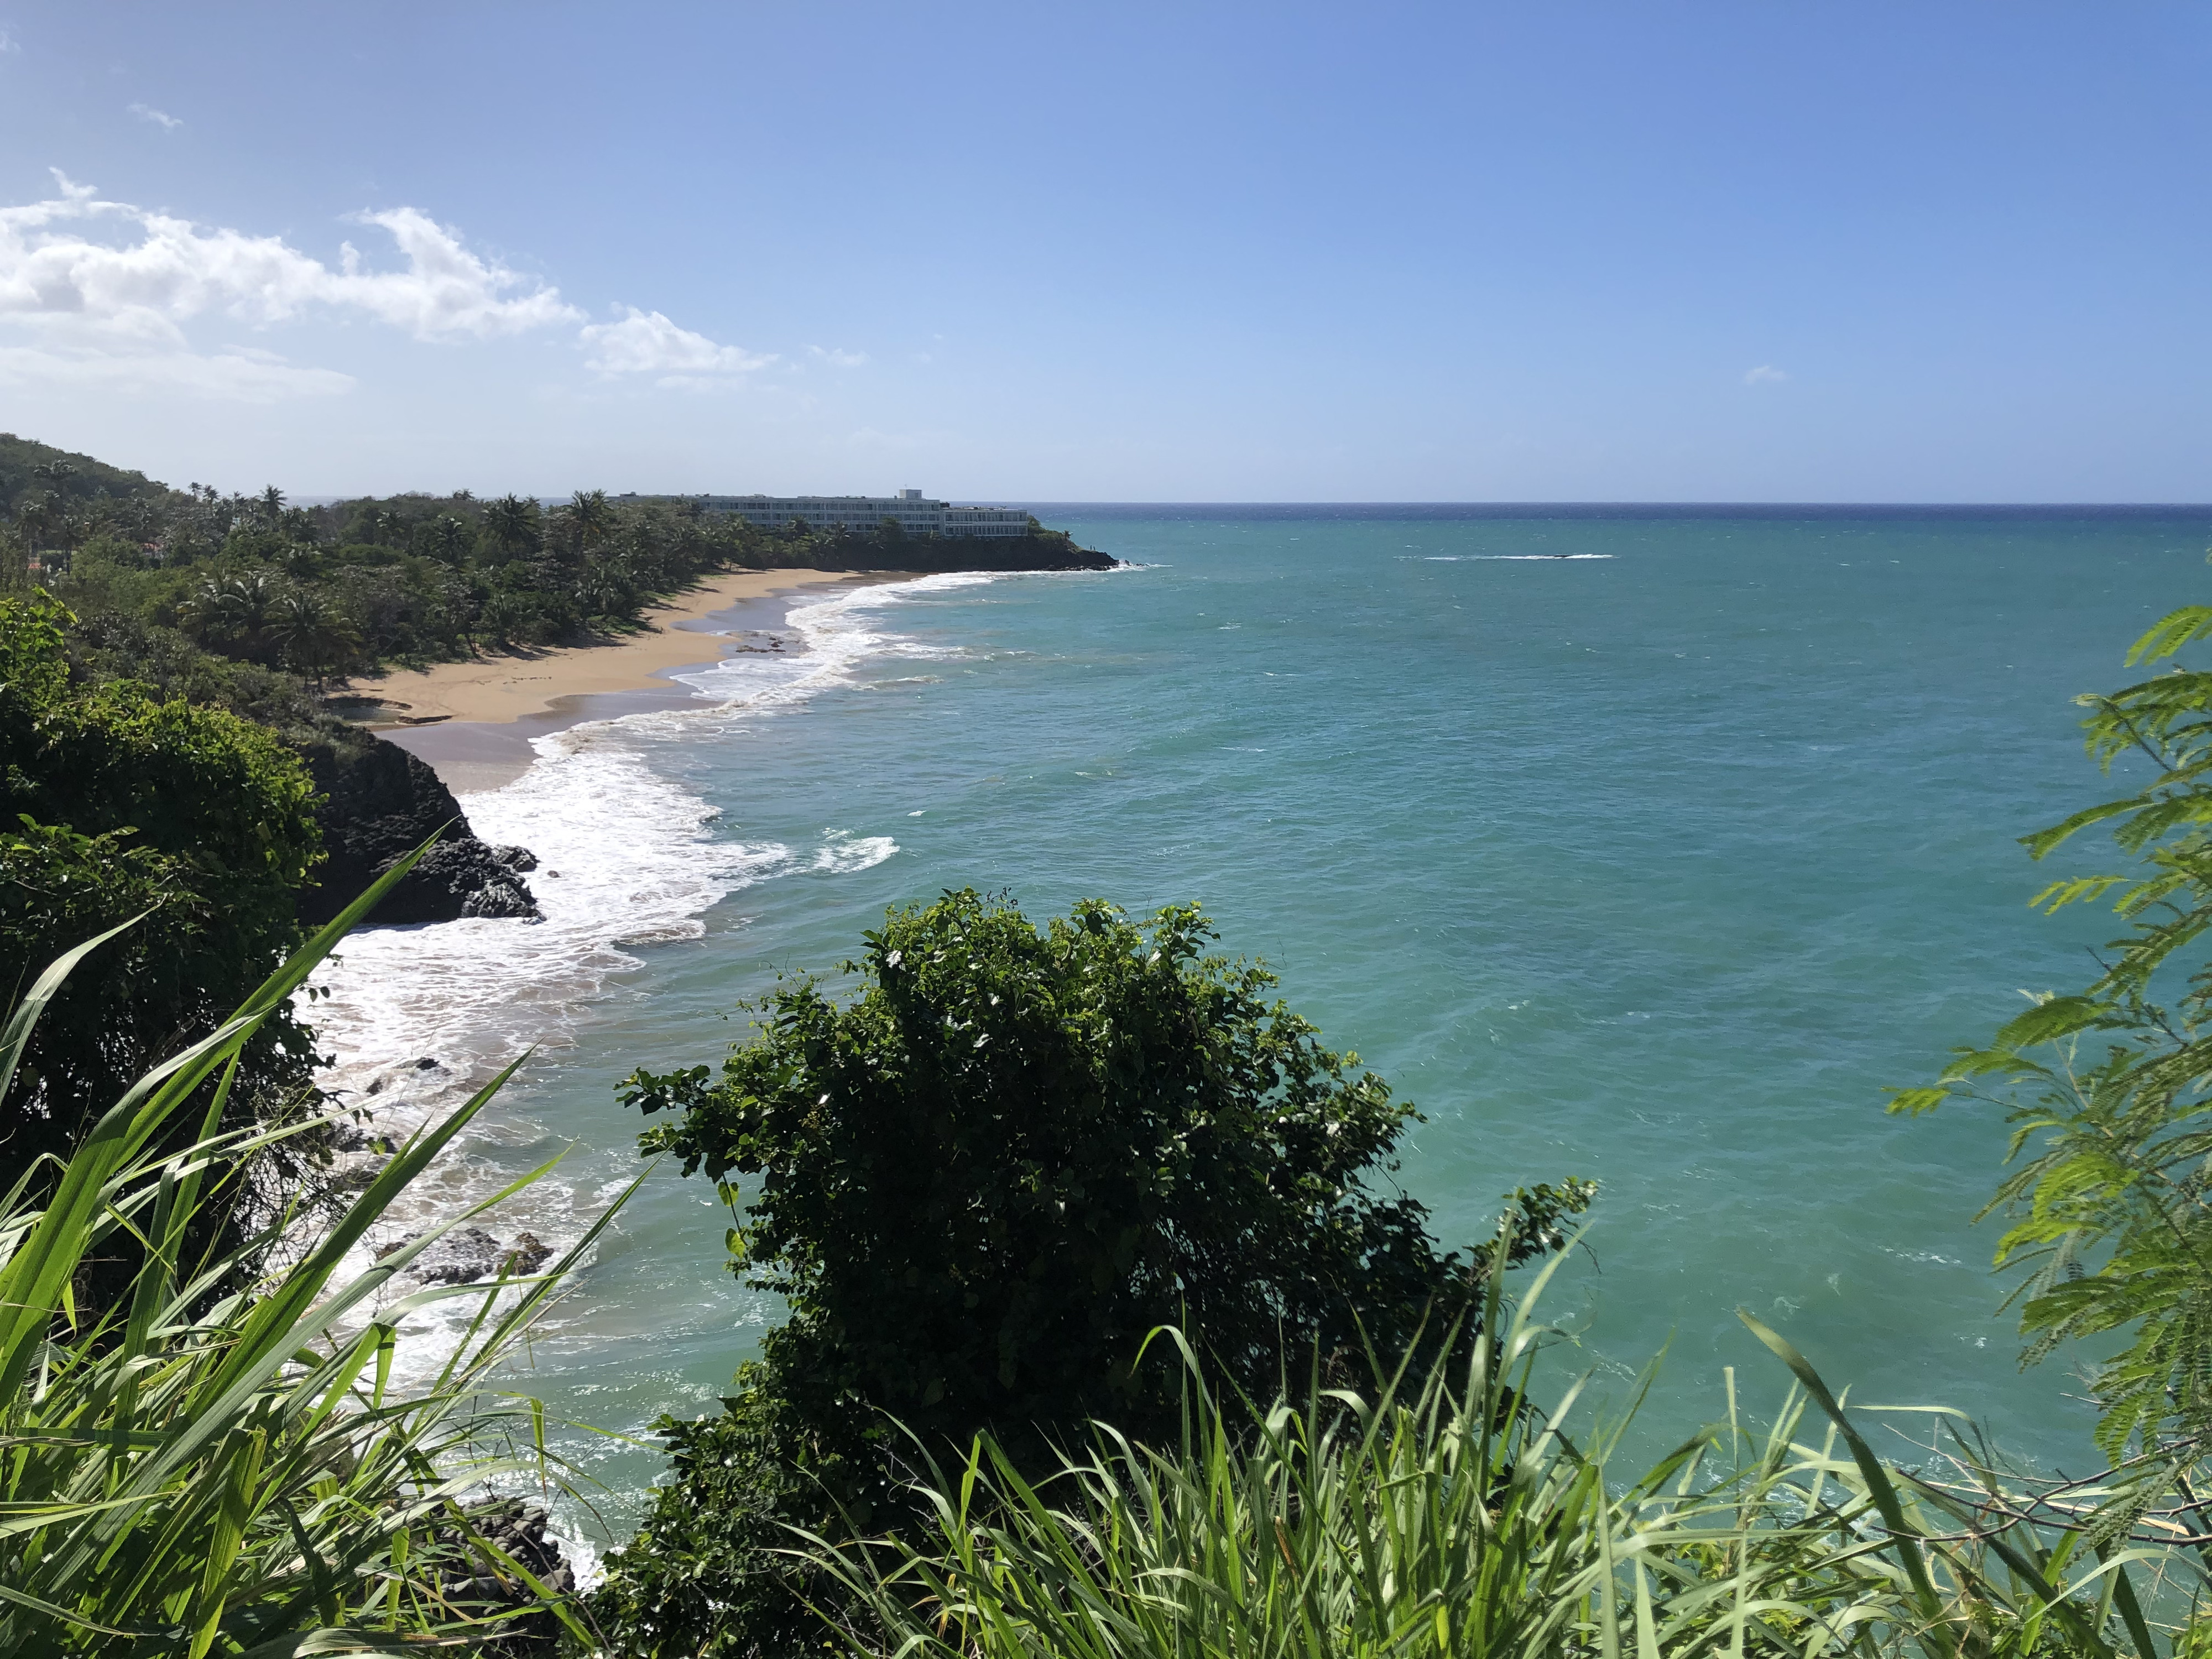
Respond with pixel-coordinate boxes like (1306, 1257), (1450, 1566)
(0, 852), (628, 1656)
(805, 1258), (2193, 1659)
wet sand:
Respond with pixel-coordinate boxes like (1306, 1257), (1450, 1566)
(359, 568), (907, 792)
(340, 568), (885, 729)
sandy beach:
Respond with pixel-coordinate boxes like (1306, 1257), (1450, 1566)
(340, 567), (885, 729)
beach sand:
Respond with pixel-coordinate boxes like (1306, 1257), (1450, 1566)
(349, 567), (898, 792)
(341, 567), (878, 727)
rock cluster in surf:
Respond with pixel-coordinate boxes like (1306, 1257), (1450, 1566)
(294, 731), (540, 926)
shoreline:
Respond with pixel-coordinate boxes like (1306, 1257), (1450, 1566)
(346, 568), (906, 792)
(339, 567), (892, 729)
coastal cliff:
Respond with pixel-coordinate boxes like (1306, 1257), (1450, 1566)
(294, 731), (539, 927)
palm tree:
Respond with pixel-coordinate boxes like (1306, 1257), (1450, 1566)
(21, 463), (75, 565)
(257, 484), (285, 525)
(14, 493), (60, 563)
(264, 588), (359, 686)
(575, 551), (639, 622)
(481, 494), (541, 561)
(424, 514), (472, 565)
(558, 488), (613, 552)
(182, 571), (277, 654)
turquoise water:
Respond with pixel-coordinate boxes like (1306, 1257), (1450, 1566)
(331, 508), (2212, 1558)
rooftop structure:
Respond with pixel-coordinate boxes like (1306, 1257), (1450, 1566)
(696, 491), (1030, 538)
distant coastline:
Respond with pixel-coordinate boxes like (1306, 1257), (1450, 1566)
(1017, 501), (2212, 521)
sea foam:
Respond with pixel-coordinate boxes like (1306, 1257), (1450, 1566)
(299, 572), (992, 1384)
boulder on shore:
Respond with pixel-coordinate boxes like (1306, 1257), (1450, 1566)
(294, 730), (539, 926)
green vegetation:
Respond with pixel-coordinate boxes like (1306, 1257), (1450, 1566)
(1, 594), (326, 1238)
(812, 1286), (2188, 1659)
(32, 478), (765, 671)
(0, 855), (625, 1656)
(590, 889), (1591, 1655)
(1896, 596), (2212, 1533)
(0, 432), (1108, 687)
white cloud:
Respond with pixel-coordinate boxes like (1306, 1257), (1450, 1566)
(0, 171), (580, 397)
(0, 30), (19, 54)
(0, 342), (352, 401)
(808, 344), (868, 367)
(580, 305), (773, 377)
(1743, 364), (1788, 385)
(128, 103), (181, 130)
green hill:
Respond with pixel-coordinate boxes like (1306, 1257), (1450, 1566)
(0, 433), (172, 517)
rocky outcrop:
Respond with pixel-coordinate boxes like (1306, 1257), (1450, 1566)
(293, 729), (539, 926)
(371, 1224), (555, 1284)
(441, 1498), (575, 1657)
(804, 528), (1120, 573)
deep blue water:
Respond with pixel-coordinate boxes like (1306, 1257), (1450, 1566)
(330, 507), (2212, 1555)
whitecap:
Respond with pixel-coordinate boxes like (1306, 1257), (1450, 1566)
(812, 830), (899, 874)
(298, 570), (997, 1387)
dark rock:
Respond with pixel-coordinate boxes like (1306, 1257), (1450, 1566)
(499, 1231), (554, 1275)
(795, 528), (1120, 574)
(399, 1227), (553, 1285)
(293, 729), (540, 927)
(409, 1225), (505, 1286)
(439, 1498), (574, 1656)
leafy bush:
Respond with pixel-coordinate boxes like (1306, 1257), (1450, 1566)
(0, 594), (325, 1193)
(591, 889), (1589, 1657)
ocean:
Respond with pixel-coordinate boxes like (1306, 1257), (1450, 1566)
(317, 506), (2212, 1565)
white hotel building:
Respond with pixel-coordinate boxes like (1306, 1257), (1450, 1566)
(705, 490), (1031, 539)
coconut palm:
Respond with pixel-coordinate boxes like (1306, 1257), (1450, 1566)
(424, 513), (473, 565)
(29, 458), (77, 505)
(181, 571), (277, 653)
(14, 490), (61, 561)
(264, 586), (361, 685)
(481, 493), (542, 561)
(556, 488), (613, 554)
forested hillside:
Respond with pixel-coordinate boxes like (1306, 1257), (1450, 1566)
(0, 440), (1109, 684)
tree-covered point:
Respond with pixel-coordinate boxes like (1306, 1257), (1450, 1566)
(1, 436), (1112, 685)
(27, 483), (764, 674)
(592, 889), (1589, 1658)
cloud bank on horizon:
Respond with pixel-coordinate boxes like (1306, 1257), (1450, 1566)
(0, 171), (774, 402)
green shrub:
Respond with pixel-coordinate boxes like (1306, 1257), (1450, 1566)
(0, 596), (324, 1206)
(591, 889), (1589, 1657)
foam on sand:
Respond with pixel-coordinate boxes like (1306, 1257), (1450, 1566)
(297, 575), (995, 1390)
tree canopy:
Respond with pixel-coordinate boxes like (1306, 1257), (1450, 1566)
(0, 594), (324, 1185)
(592, 889), (1588, 1657)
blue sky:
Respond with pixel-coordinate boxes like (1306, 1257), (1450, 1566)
(0, 2), (2204, 501)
